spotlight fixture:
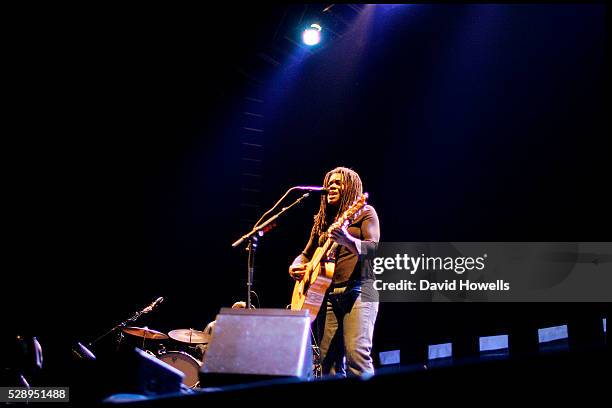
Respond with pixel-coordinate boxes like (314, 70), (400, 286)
(302, 23), (322, 46)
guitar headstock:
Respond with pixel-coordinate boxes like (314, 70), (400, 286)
(339, 192), (369, 226)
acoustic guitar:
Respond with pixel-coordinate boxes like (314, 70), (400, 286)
(290, 193), (368, 321)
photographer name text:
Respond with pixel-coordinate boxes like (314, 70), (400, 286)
(373, 279), (510, 292)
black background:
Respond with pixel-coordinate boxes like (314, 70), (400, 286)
(3, 3), (608, 382)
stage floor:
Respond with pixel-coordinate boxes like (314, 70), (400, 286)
(99, 343), (609, 406)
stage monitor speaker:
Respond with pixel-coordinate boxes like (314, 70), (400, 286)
(200, 308), (312, 387)
(115, 348), (185, 395)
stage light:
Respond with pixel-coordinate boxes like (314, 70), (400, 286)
(428, 342), (452, 360)
(302, 24), (322, 46)
(479, 334), (509, 352)
(538, 324), (568, 343)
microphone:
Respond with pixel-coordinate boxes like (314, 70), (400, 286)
(142, 297), (165, 314)
(293, 186), (329, 194)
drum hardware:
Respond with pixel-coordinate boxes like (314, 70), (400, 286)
(73, 295), (216, 389)
(193, 344), (207, 361)
(312, 345), (322, 378)
(309, 326), (322, 378)
(70, 295), (218, 391)
(157, 351), (202, 388)
(167, 329), (211, 345)
(122, 327), (169, 340)
(117, 326), (168, 355)
(167, 328), (210, 364)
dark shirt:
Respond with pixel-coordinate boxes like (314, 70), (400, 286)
(298, 205), (380, 284)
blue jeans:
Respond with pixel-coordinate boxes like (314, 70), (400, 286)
(318, 283), (379, 377)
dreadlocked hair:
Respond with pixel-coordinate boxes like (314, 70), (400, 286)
(312, 167), (363, 237)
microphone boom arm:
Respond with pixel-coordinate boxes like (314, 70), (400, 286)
(232, 192), (312, 248)
(87, 296), (165, 349)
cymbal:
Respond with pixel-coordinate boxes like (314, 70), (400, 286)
(168, 329), (211, 344)
(122, 326), (169, 340)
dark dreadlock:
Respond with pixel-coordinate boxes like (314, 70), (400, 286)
(312, 167), (363, 237)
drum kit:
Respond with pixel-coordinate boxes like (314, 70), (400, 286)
(83, 297), (321, 389)
(119, 326), (210, 388)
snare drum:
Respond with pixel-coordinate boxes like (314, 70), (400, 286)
(157, 351), (202, 388)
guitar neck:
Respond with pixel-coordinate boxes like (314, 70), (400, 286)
(327, 242), (339, 258)
(309, 200), (364, 267)
(311, 238), (332, 266)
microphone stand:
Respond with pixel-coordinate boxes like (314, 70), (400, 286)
(232, 190), (314, 309)
(88, 302), (157, 351)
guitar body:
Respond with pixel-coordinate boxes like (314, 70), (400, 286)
(290, 194), (368, 322)
(291, 247), (335, 322)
